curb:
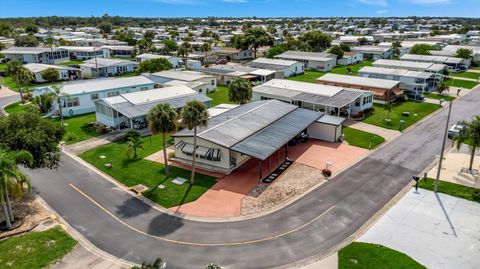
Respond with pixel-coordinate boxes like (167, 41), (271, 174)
(35, 195), (136, 268)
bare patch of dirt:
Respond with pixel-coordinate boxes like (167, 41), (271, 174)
(241, 163), (326, 216)
(0, 197), (51, 239)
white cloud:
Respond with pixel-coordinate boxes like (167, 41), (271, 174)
(356, 0), (388, 6)
(377, 9), (388, 14)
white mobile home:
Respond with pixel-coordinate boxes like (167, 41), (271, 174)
(399, 54), (469, 71)
(372, 59), (447, 75)
(101, 45), (135, 58)
(0, 47), (69, 64)
(34, 76), (156, 116)
(59, 46), (105, 60)
(337, 52), (364, 66)
(274, 51), (338, 71)
(350, 46), (392, 60)
(95, 85), (211, 130)
(252, 79), (373, 118)
(136, 53), (181, 68)
(245, 58), (304, 78)
(79, 58), (138, 78)
(24, 63), (81, 83)
(146, 70), (217, 93)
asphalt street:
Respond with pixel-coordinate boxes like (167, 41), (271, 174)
(6, 86), (480, 268)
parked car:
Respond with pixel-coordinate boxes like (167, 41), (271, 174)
(448, 123), (465, 139)
(404, 90), (425, 101)
(216, 59), (228, 65)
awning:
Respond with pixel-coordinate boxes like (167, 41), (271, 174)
(176, 141), (221, 161)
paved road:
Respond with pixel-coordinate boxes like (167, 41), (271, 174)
(0, 89), (19, 116)
(15, 86), (480, 268)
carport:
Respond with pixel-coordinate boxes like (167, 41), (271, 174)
(230, 108), (322, 180)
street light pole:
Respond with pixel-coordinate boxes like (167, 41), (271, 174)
(434, 99), (453, 192)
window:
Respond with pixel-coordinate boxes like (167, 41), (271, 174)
(90, 93), (99, 100)
(211, 80), (215, 86)
(107, 91), (119, 97)
(66, 97), (80, 107)
(355, 98), (361, 106)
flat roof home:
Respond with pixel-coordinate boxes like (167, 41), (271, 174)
(0, 47), (69, 64)
(399, 54), (469, 71)
(317, 73), (402, 103)
(136, 53), (181, 68)
(245, 58), (304, 78)
(252, 79), (373, 118)
(337, 51), (364, 66)
(101, 45), (135, 58)
(33, 76), (156, 116)
(442, 45), (480, 62)
(274, 50), (338, 71)
(339, 35), (375, 45)
(350, 46), (392, 60)
(211, 47), (255, 61)
(24, 63), (81, 83)
(359, 66), (438, 93)
(372, 59), (447, 75)
(59, 46), (105, 60)
(201, 64), (276, 85)
(95, 85), (211, 130)
(79, 58), (138, 78)
(147, 70), (217, 93)
(172, 100), (332, 175)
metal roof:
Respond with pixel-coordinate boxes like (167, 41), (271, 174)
(80, 58), (138, 68)
(150, 70), (214, 81)
(316, 114), (345, 126)
(358, 66), (433, 79)
(57, 76), (155, 95)
(293, 90), (363, 108)
(231, 108), (322, 160)
(274, 50), (337, 62)
(317, 73), (399, 89)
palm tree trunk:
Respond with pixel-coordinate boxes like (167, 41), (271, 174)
(162, 133), (169, 175)
(0, 192), (12, 229)
(58, 99), (64, 126)
(16, 75), (24, 104)
(4, 189), (14, 221)
(469, 146), (476, 171)
(190, 126), (197, 184)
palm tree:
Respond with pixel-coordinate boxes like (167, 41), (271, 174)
(228, 78), (252, 105)
(437, 81), (449, 95)
(5, 60), (26, 103)
(17, 67), (34, 100)
(0, 148), (33, 230)
(177, 42), (192, 68)
(45, 34), (56, 57)
(180, 100), (209, 184)
(147, 104), (178, 175)
(453, 116), (480, 171)
(383, 103), (394, 121)
(202, 42), (212, 67)
(126, 135), (144, 159)
(51, 85), (68, 126)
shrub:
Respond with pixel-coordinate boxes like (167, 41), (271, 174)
(64, 132), (77, 142)
(167, 152), (175, 159)
(124, 130), (141, 141)
(473, 190), (480, 202)
(95, 124), (108, 134)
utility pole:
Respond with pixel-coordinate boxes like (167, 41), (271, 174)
(434, 99), (453, 192)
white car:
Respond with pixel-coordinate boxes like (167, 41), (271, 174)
(448, 123), (465, 139)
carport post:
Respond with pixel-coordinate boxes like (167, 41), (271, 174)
(269, 155), (272, 173)
(285, 143), (289, 160)
(258, 160), (263, 181)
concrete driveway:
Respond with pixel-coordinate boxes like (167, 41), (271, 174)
(358, 189), (480, 269)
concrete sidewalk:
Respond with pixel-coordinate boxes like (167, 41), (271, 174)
(344, 120), (401, 142)
(358, 189), (480, 269)
(64, 131), (126, 155)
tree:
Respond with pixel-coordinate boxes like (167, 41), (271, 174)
(437, 81), (449, 95)
(14, 34), (39, 47)
(32, 93), (53, 114)
(5, 60), (26, 102)
(126, 135), (144, 159)
(0, 109), (64, 169)
(391, 41), (402, 59)
(137, 38), (155, 54)
(328, 45), (344, 59)
(0, 148), (33, 230)
(383, 103), (394, 121)
(234, 27), (274, 59)
(136, 58), (173, 74)
(205, 264), (222, 269)
(132, 258), (164, 269)
(41, 68), (60, 83)
(339, 43), (351, 52)
(25, 24), (39, 34)
(453, 116), (480, 171)
(162, 39), (178, 54)
(143, 30), (156, 41)
(51, 85), (68, 126)
(266, 45), (286, 58)
(357, 37), (369, 45)
(228, 78), (252, 105)
(16, 67), (34, 100)
(410, 44), (434, 55)
(0, 22), (13, 37)
(98, 22), (112, 34)
(202, 42), (211, 67)
(147, 104), (178, 175)
(177, 42), (192, 67)
(298, 31), (332, 52)
(454, 48), (473, 60)
(180, 100), (209, 184)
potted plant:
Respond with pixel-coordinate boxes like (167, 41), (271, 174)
(322, 168), (332, 177)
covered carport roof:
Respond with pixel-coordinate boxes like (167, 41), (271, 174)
(231, 108), (323, 160)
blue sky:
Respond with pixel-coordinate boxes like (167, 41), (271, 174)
(0, 0), (478, 18)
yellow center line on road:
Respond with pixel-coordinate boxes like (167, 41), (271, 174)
(69, 183), (335, 246)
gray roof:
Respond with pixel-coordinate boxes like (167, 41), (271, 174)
(231, 108), (322, 160)
(293, 90), (363, 108)
(316, 115), (345, 126)
(274, 50), (337, 62)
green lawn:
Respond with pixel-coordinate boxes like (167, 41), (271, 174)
(418, 178), (480, 203)
(424, 93), (455, 101)
(445, 78), (478, 89)
(339, 242), (426, 269)
(363, 102), (440, 130)
(80, 135), (217, 208)
(342, 127), (385, 150)
(287, 70), (326, 83)
(4, 102), (99, 144)
(207, 85), (235, 106)
(0, 75), (58, 92)
(0, 227), (77, 269)
(0, 63), (6, 72)
(58, 60), (85, 66)
(330, 60), (373, 76)
(469, 66), (480, 70)
(450, 72), (480, 80)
